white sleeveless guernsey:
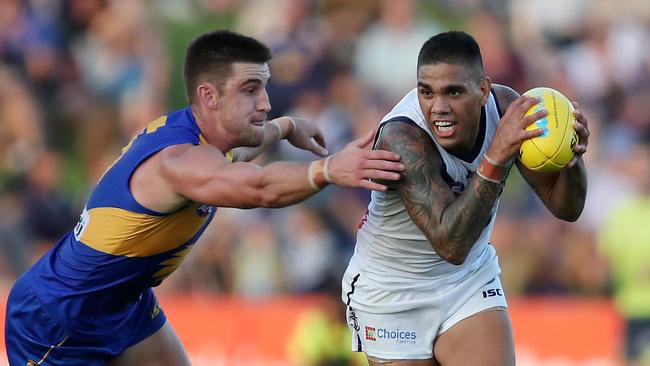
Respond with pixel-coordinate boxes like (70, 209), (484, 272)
(348, 88), (504, 293)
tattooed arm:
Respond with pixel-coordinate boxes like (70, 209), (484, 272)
(492, 84), (589, 221)
(376, 122), (502, 265)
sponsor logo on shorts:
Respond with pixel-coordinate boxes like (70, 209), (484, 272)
(482, 288), (503, 298)
(348, 308), (360, 332)
(151, 303), (161, 319)
(365, 325), (417, 344)
(365, 326), (376, 341)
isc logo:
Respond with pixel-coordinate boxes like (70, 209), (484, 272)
(482, 288), (503, 298)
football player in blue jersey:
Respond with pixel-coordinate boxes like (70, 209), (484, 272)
(4, 30), (405, 366)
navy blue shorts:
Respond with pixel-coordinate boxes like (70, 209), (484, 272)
(5, 273), (167, 366)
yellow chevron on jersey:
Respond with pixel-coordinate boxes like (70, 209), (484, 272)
(146, 115), (167, 134)
(152, 245), (194, 282)
(78, 203), (210, 257)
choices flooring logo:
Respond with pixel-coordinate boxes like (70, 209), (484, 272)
(365, 326), (377, 341)
(364, 326), (417, 345)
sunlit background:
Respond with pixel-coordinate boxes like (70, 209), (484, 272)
(1, 0), (649, 365)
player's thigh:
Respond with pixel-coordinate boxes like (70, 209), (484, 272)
(433, 308), (514, 366)
(367, 356), (439, 366)
(107, 321), (190, 366)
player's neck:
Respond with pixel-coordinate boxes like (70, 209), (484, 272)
(190, 105), (232, 153)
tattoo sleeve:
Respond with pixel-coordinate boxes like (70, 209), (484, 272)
(377, 122), (502, 265)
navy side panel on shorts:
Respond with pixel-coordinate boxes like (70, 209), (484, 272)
(5, 273), (167, 366)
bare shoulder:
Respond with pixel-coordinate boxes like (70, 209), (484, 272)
(157, 143), (199, 159)
(376, 121), (439, 165)
(158, 143), (227, 167)
(375, 121), (443, 189)
(132, 143), (224, 213)
(491, 83), (520, 111)
(130, 145), (191, 213)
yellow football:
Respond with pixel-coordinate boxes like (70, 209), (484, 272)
(518, 87), (578, 173)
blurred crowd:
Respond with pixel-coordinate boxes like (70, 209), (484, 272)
(1, 0), (649, 304)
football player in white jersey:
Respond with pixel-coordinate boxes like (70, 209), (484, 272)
(341, 31), (590, 366)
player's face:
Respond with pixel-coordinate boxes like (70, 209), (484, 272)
(416, 62), (490, 155)
(218, 62), (272, 147)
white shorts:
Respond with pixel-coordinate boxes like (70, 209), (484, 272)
(342, 263), (507, 360)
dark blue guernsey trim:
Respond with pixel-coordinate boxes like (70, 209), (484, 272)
(490, 88), (504, 118)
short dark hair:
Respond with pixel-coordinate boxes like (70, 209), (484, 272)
(183, 30), (272, 103)
(417, 31), (483, 79)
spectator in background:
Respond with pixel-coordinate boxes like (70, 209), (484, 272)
(0, 66), (45, 176)
(467, 8), (526, 94)
(353, 0), (441, 105)
(0, 0), (63, 96)
(0, 66), (47, 280)
(237, 0), (329, 120)
(599, 140), (650, 366)
(70, 0), (169, 180)
(232, 213), (284, 297)
(0, 178), (32, 281)
(280, 206), (338, 294)
(23, 150), (77, 259)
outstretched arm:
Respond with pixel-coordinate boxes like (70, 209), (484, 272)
(230, 116), (328, 162)
(134, 129), (404, 212)
(492, 85), (589, 221)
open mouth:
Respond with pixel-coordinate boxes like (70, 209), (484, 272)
(433, 121), (456, 137)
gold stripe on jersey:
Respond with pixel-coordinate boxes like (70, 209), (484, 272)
(79, 204), (209, 257)
(98, 116), (170, 182)
(152, 245), (193, 282)
(146, 116), (167, 134)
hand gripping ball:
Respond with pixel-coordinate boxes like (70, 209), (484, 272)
(518, 87), (578, 173)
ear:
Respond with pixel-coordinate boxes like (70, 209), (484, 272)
(479, 76), (492, 106)
(196, 82), (220, 109)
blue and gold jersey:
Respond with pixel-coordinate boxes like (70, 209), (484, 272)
(28, 107), (216, 336)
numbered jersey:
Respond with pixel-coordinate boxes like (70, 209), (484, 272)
(27, 107), (216, 335)
(350, 88), (504, 293)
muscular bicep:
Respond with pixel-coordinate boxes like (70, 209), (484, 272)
(159, 144), (267, 208)
(376, 122), (456, 240)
